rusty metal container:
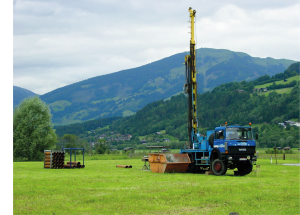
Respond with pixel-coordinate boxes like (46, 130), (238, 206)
(148, 153), (191, 173)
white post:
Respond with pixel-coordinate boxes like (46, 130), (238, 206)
(271, 156), (272, 164)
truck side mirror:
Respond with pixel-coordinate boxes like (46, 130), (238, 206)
(255, 132), (258, 140)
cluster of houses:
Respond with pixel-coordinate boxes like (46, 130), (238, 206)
(98, 133), (132, 142)
(140, 138), (170, 144)
(253, 88), (268, 93)
(87, 129), (173, 146)
(278, 120), (300, 128)
(139, 131), (171, 144)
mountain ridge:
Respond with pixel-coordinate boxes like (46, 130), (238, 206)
(13, 86), (37, 108)
(38, 48), (295, 125)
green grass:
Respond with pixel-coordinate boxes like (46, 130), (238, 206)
(14, 154), (300, 214)
(91, 97), (120, 104)
(122, 110), (135, 117)
(58, 109), (92, 125)
(49, 100), (72, 112)
(255, 75), (299, 89)
(260, 87), (293, 96)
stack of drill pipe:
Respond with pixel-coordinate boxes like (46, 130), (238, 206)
(67, 161), (81, 168)
(44, 151), (65, 169)
(44, 151), (51, 168)
(63, 164), (76, 169)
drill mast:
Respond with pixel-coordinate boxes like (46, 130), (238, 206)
(184, 7), (197, 148)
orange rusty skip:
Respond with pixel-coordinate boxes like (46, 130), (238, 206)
(148, 153), (191, 173)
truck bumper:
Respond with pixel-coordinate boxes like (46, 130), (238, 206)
(222, 155), (257, 162)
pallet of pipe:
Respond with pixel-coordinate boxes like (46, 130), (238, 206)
(44, 150), (65, 169)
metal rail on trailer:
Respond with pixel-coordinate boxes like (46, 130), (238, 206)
(62, 148), (85, 168)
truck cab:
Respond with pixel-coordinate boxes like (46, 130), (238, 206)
(209, 125), (257, 175)
(180, 124), (257, 176)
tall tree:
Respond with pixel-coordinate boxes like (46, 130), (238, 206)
(13, 96), (57, 161)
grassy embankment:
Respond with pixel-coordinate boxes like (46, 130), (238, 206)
(14, 150), (299, 214)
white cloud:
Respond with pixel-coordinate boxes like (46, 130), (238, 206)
(13, 0), (300, 94)
(197, 4), (300, 60)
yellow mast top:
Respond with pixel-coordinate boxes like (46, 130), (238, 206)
(189, 7), (196, 45)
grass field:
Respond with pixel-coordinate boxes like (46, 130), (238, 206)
(255, 75), (299, 89)
(14, 151), (300, 215)
(259, 87), (293, 96)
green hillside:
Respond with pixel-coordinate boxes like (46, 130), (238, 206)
(55, 62), (300, 148)
(13, 86), (37, 107)
(255, 75), (299, 89)
(40, 48), (295, 125)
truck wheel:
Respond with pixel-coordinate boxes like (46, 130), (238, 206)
(211, 159), (226, 176)
(237, 160), (253, 176)
(209, 133), (214, 148)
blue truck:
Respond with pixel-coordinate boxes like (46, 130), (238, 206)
(180, 125), (258, 176)
(180, 7), (257, 176)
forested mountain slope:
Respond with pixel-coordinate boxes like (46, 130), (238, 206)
(40, 48), (295, 125)
(110, 81), (299, 139)
(13, 86), (37, 107)
(55, 63), (299, 146)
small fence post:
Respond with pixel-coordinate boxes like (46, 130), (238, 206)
(274, 147), (277, 165)
(271, 156), (272, 164)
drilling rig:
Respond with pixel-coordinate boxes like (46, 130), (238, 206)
(180, 7), (258, 176)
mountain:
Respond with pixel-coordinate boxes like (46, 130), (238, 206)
(13, 86), (37, 108)
(40, 48), (296, 125)
(54, 63), (300, 150)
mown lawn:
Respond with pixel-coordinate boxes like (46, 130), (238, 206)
(14, 155), (300, 215)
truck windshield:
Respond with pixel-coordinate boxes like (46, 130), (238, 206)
(226, 127), (253, 140)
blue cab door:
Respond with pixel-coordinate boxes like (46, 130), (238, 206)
(214, 129), (225, 153)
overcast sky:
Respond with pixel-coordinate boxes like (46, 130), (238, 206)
(13, 0), (300, 95)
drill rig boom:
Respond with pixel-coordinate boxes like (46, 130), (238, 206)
(184, 7), (197, 148)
